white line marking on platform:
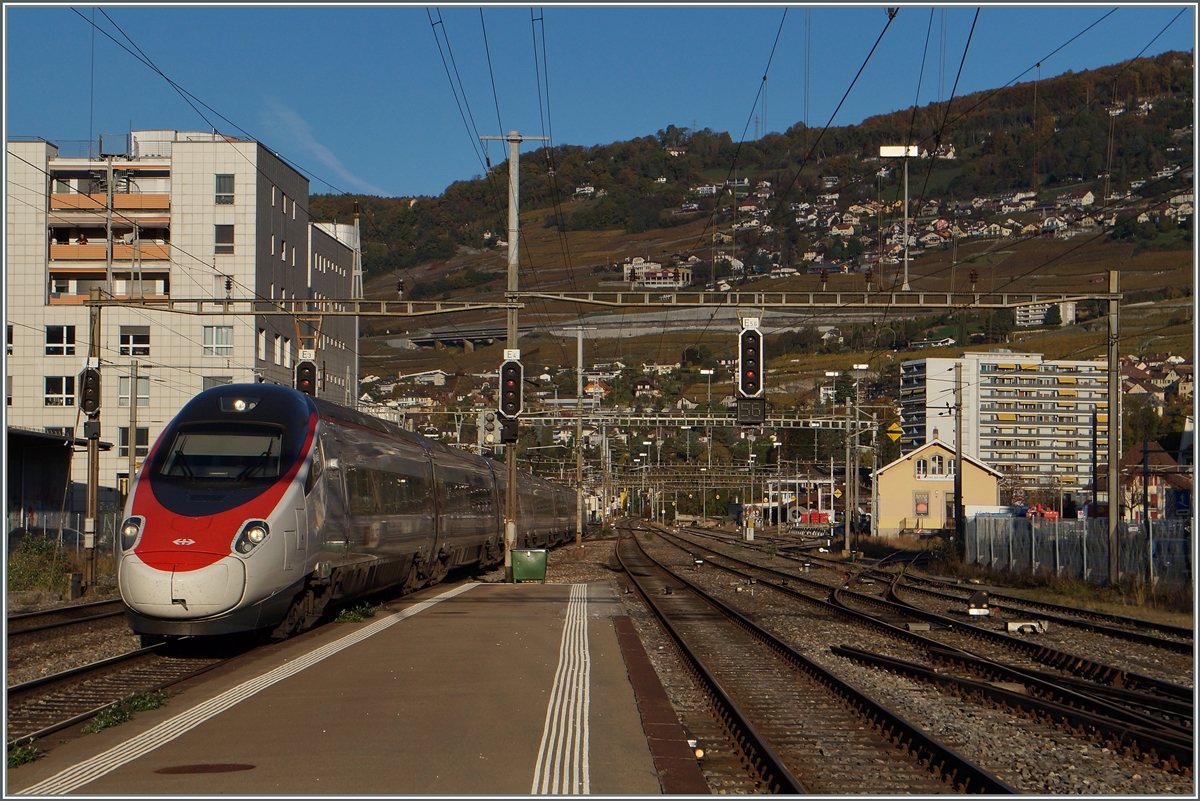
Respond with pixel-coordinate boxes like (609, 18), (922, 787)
(531, 583), (591, 795)
(14, 583), (477, 796)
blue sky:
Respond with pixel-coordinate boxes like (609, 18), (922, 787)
(5, 5), (1194, 198)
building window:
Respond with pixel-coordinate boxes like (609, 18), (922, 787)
(118, 426), (150, 458)
(44, 375), (75, 406)
(930, 454), (943, 475)
(45, 325), (76, 356)
(281, 239), (286, 261)
(215, 224), (235, 254)
(292, 201), (297, 221)
(915, 458), (927, 478)
(119, 325), (150, 356)
(6, 376), (11, 406)
(257, 329), (266, 361)
(273, 334), (282, 365)
(270, 234), (275, 256)
(203, 325), (233, 357)
(914, 491), (930, 517)
(118, 376), (150, 407)
(282, 194), (288, 215)
(283, 338), (292, 369)
(215, 174), (234, 205)
(6, 324), (12, 355)
(272, 186), (277, 206)
(291, 245), (296, 267)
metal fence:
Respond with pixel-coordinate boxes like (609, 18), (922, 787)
(6, 509), (120, 554)
(965, 516), (1192, 589)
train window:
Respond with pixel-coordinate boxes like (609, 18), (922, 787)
(345, 467), (377, 515)
(379, 470), (432, 513)
(159, 424), (283, 480)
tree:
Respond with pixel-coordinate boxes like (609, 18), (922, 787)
(1044, 303), (1062, 326)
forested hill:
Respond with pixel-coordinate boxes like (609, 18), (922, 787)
(310, 50), (1193, 280)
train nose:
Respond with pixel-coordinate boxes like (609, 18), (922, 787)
(119, 554), (246, 619)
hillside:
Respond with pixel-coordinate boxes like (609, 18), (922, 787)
(312, 50), (1192, 282)
(321, 51), (1193, 388)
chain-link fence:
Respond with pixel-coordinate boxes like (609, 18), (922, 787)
(966, 516), (1192, 588)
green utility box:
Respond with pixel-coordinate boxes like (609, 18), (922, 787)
(511, 549), (548, 583)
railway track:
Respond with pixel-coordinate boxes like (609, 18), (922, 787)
(651, 525), (1193, 773)
(617, 523), (1013, 794)
(676, 526), (1193, 686)
(6, 641), (237, 748)
(7, 600), (129, 648)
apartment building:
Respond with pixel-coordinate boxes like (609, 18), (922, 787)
(6, 130), (357, 497)
(899, 351), (1109, 491)
(1015, 301), (1076, 328)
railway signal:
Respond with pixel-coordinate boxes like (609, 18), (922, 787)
(79, 367), (102, 414)
(738, 326), (764, 398)
(478, 410), (499, 446)
(499, 360), (523, 417)
(295, 360), (317, 396)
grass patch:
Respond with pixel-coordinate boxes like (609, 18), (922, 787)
(335, 604), (382, 624)
(82, 690), (171, 734)
(7, 740), (42, 769)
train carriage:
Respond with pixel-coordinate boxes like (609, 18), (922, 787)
(116, 384), (576, 639)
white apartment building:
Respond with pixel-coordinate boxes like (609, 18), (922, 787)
(1015, 301), (1076, 328)
(6, 131), (357, 499)
(899, 351), (1110, 490)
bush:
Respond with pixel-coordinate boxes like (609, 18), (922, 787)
(7, 535), (74, 594)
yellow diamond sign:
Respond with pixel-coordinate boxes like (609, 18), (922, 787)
(887, 422), (903, 442)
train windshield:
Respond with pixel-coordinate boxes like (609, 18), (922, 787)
(158, 423), (284, 480)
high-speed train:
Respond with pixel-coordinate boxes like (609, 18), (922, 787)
(117, 384), (577, 638)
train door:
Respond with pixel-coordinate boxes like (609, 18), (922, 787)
(289, 434), (323, 573)
(319, 428), (351, 559)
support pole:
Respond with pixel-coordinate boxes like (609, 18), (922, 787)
(955, 362), (965, 550)
(480, 130), (547, 581)
(84, 289), (102, 589)
(1106, 270), (1120, 585)
(127, 360), (138, 492)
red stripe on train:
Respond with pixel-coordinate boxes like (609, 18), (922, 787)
(131, 413), (317, 571)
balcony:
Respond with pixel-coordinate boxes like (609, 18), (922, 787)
(50, 193), (169, 211)
(49, 242), (171, 261)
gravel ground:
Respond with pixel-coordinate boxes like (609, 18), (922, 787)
(636, 530), (1194, 795)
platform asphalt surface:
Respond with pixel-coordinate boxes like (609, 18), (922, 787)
(8, 581), (672, 795)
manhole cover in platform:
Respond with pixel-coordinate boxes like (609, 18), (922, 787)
(155, 764), (256, 774)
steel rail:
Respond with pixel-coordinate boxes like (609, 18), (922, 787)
(832, 645), (1191, 773)
(846, 580), (1195, 701)
(616, 526), (807, 793)
(891, 579), (1193, 653)
(656, 527), (1192, 741)
(625, 525), (1015, 794)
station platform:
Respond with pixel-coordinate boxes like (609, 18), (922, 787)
(9, 581), (709, 796)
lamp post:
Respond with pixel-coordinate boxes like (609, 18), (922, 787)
(701, 467), (708, 526)
(825, 370), (845, 550)
(880, 145), (920, 291)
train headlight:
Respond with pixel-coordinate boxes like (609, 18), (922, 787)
(234, 520), (270, 555)
(120, 517), (144, 550)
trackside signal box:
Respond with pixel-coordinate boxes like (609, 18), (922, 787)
(295, 361), (317, 396)
(499, 360), (523, 417)
(738, 328), (764, 397)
